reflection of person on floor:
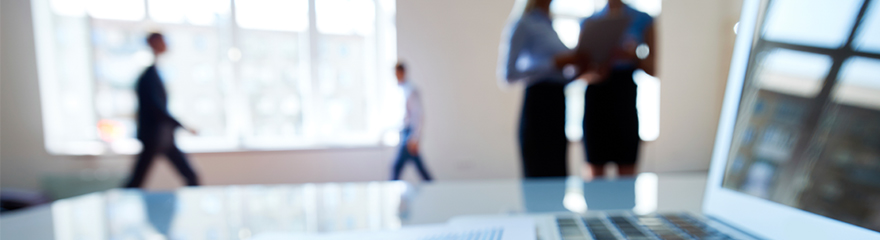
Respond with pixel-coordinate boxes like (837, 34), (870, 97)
(390, 62), (433, 181)
(580, 0), (656, 177)
(124, 32), (200, 188)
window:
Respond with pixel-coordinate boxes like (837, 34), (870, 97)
(721, 0), (880, 230)
(550, 0), (662, 141)
(32, 0), (398, 155)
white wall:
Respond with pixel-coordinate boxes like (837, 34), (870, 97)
(1, 0), (742, 192)
(640, 0), (743, 172)
(396, 0), (524, 181)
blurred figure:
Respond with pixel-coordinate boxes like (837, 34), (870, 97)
(498, 0), (575, 177)
(391, 62), (433, 182)
(580, 0), (656, 177)
(123, 32), (200, 188)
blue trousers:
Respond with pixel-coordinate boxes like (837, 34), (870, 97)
(391, 128), (433, 181)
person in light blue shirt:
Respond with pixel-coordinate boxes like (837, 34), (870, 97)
(391, 62), (432, 181)
(498, 0), (577, 178)
(580, 0), (656, 177)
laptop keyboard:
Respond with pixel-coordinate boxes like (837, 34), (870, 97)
(584, 217), (619, 240)
(559, 214), (735, 240)
(420, 227), (504, 240)
(557, 218), (591, 240)
(661, 214), (732, 240)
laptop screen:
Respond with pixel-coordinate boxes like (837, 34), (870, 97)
(720, 0), (880, 233)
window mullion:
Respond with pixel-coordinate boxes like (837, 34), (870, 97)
(228, 0), (248, 149)
(305, 0), (321, 144)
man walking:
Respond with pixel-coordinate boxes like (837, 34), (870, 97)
(123, 32), (200, 188)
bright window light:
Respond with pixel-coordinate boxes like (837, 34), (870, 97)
(147, 0), (187, 24)
(551, 0), (595, 17)
(624, 0), (662, 17)
(235, 0), (309, 32)
(32, 0), (399, 155)
(757, 49), (832, 97)
(86, 0), (145, 21)
(50, 0), (87, 17)
(316, 0), (376, 35)
(833, 57), (880, 109)
(565, 81), (587, 141)
(186, 0), (231, 25)
(854, 0), (880, 53)
(763, 0), (862, 48)
(147, 0), (230, 25)
(552, 19), (582, 49)
(634, 70), (660, 141)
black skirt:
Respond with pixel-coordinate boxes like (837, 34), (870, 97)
(583, 69), (641, 166)
(519, 81), (568, 177)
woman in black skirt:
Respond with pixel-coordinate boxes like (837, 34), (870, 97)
(581, 0), (656, 177)
(498, 0), (576, 177)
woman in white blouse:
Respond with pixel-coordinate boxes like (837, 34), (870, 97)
(498, 0), (576, 178)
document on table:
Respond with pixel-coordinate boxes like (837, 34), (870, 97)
(250, 216), (536, 240)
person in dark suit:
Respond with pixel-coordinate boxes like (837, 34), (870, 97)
(123, 32), (200, 188)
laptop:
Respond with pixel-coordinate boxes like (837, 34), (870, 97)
(465, 0), (880, 239)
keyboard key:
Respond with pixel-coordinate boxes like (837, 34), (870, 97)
(659, 214), (734, 240)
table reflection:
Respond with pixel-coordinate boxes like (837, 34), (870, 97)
(520, 173), (658, 215)
(51, 182), (407, 240)
(43, 173), (671, 240)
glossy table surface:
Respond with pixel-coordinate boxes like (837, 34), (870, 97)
(0, 172), (708, 240)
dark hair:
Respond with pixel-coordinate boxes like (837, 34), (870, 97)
(146, 32), (163, 45)
(395, 62), (406, 72)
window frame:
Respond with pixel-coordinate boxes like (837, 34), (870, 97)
(32, 0), (399, 155)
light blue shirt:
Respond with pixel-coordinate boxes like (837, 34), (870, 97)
(401, 81), (424, 141)
(499, 10), (571, 86)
